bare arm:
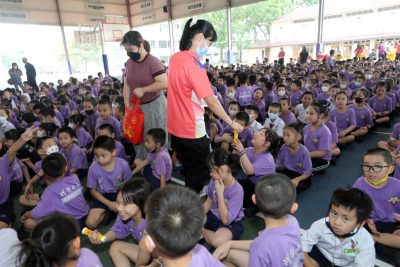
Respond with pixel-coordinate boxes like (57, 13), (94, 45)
(310, 150), (327, 158)
(204, 95), (242, 132)
(123, 78), (131, 108)
(202, 197), (213, 214)
(132, 160), (148, 176)
(141, 73), (167, 94)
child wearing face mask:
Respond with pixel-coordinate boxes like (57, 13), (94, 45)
(131, 128), (172, 190)
(0, 108), (15, 141)
(19, 136), (60, 207)
(21, 153), (89, 232)
(252, 88), (265, 122)
(274, 84), (288, 103)
(223, 101), (240, 128)
(82, 97), (99, 136)
(245, 105), (263, 134)
(349, 89), (374, 138)
(317, 80), (332, 100)
(263, 103), (285, 137)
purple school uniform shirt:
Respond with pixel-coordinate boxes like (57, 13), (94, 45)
(288, 90), (303, 106)
(237, 85), (254, 107)
(110, 215), (146, 241)
(277, 144), (312, 175)
(145, 148), (173, 181)
(325, 121), (338, 144)
(10, 158), (25, 183)
(348, 105), (374, 128)
(388, 92), (397, 110)
(368, 96), (392, 113)
(87, 158), (131, 193)
(95, 117), (122, 139)
(316, 92), (330, 101)
(249, 215), (303, 267)
(280, 111), (297, 125)
(55, 110), (64, 126)
(394, 163), (400, 180)
(60, 104), (70, 119)
(264, 91), (276, 108)
(244, 147), (275, 184)
(303, 124), (332, 161)
(391, 123), (400, 140)
(115, 141), (128, 161)
(31, 175), (89, 220)
(68, 100), (77, 112)
(187, 244), (224, 267)
(76, 127), (93, 148)
(0, 156), (15, 205)
(84, 111), (99, 132)
(76, 248), (103, 267)
(329, 108), (356, 133)
(60, 144), (88, 170)
(353, 177), (400, 222)
(207, 180), (244, 223)
(222, 127), (253, 148)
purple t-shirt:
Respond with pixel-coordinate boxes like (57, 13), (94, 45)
(0, 156), (15, 205)
(329, 108), (356, 133)
(222, 127), (253, 148)
(76, 248), (103, 267)
(76, 127), (93, 148)
(391, 123), (400, 140)
(145, 148), (172, 181)
(83, 111), (99, 133)
(394, 163), (400, 180)
(316, 92), (330, 101)
(249, 215), (303, 267)
(207, 180), (244, 224)
(95, 117), (122, 139)
(115, 141), (128, 161)
(353, 177), (400, 222)
(325, 121), (338, 144)
(277, 144), (312, 175)
(31, 175), (89, 220)
(280, 111), (297, 125)
(187, 244), (224, 267)
(288, 90), (303, 107)
(55, 110), (64, 126)
(60, 104), (70, 119)
(110, 215), (146, 241)
(348, 104), (374, 128)
(87, 158), (131, 193)
(10, 158), (25, 183)
(60, 144), (88, 170)
(303, 124), (332, 161)
(244, 147), (275, 184)
(237, 85), (254, 107)
(368, 96), (392, 113)
(264, 91), (276, 108)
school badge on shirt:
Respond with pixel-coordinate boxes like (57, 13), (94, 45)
(296, 162), (303, 169)
(343, 239), (359, 254)
(312, 138), (319, 144)
(388, 197), (400, 205)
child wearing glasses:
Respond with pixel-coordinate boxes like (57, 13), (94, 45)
(353, 148), (400, 266)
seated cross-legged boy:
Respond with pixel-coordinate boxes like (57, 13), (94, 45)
(142, 186), (224, 267)
(132, 128), (172, 190)
(85, 136), (132, 229)
(21, 152), (89, 232)
(213, 173), (303, 267)
(353, 148), (400, 266)
(302, 188), (375, 267)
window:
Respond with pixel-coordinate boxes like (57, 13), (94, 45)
(159, 40), (169, 48)
(150, 41), (155, 48)
(160, 56), (169, 63)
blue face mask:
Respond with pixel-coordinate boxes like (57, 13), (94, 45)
(196, 38), (209, 58)
(354, 81), (361, 87)
(268, 113), (278, 121)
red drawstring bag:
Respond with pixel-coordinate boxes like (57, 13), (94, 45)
(123, 97), (144, 145)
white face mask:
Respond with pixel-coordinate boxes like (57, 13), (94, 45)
(227, 92), (235, 99)
(340, 84), (347, 90)
(0, 116), (7, 124)
(68, 123), (75, 129)
(46, 145), (59, 155)
(321, 86), (329, 92)
(365, 74), (372, 80)
(228, 110), (238, 117)
(277, 91), (285, 96)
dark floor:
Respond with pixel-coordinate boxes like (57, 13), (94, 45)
(10, 122), (396, 267)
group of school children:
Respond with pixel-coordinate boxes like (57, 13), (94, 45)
(0, 55), (400, 267)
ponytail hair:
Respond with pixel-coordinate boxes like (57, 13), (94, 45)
(18, 213), (80, 267)
(207, 148), (239, 171)
(179, 18), (217, 51)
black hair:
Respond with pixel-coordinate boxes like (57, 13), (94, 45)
(40, 122), (57, 137)
(292, 80), (302, 88)
(42, 153), (67, 179)
(255, 173), (296, 219)
(254, 88), (263, 95)
(179, 18), (217, 51)
(207, 148), (239, 171)
(39, 107), (55, 118)
(121, 31), (144, 47)
(364, 147), (393, 165)
(146, 128), (166, 146)
(375, 81), (387, 92)
(18, 213), (80, 267)
(245, 104), (259, 114)
(309, 100), (329, 116)
(83, 97), (96, 107)
(35, 136), (53, 150)
(302, 91), (313, 98)
(93, 135), (116, 152)
(279, 97), (290, 105)
(57, 94), (68, 106)
(145, 186), (204, 257)
(97, 98), (112, 108)
(261, 128), (283, 157)
(234, 111), (250, 126)
(284, 122), (303, 135)
(98, 123), (115, 134)
(277, 83), (287, 90)
(32, 102), (45, 112)
(57, 126), (76, 138)
(269, 102), (282, 112)
(69, 114), (84, 127)
(248, 74), (257, 85)
(118, 178), (151, 217)
(143, 39), (151, 53)
(335, 90), (348, 100)
(226, 77), (236, 87)
(330, 188), (373, 224)
(228, 101), (240, 109)
(237, 72), (248, 85)
(322, 79), (333, 86)
(5, 128), (21, 141)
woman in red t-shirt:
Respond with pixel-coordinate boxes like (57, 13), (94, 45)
(167, 19), (242, 192)
(121, 31), (168, 162)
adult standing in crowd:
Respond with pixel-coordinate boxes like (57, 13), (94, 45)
(8, 63), (23, 92)
(299, 46), (309, 64)
(167, 18), (243, 193)
(22, 57), (38, 91)
(121, 31), (168, 162)
(278, 47), (285, 66)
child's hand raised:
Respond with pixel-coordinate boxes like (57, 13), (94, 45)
(231, 139), (244, 153)
(214, 179), (225, 196)
(21, 126), (38, 141)
(222, 133), (232, 143)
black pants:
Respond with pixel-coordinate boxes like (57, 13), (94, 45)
(28, 76), (38, 91)
(171, 134), (210, 193)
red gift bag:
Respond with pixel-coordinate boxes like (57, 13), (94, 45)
(123, 97), (144, 145)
